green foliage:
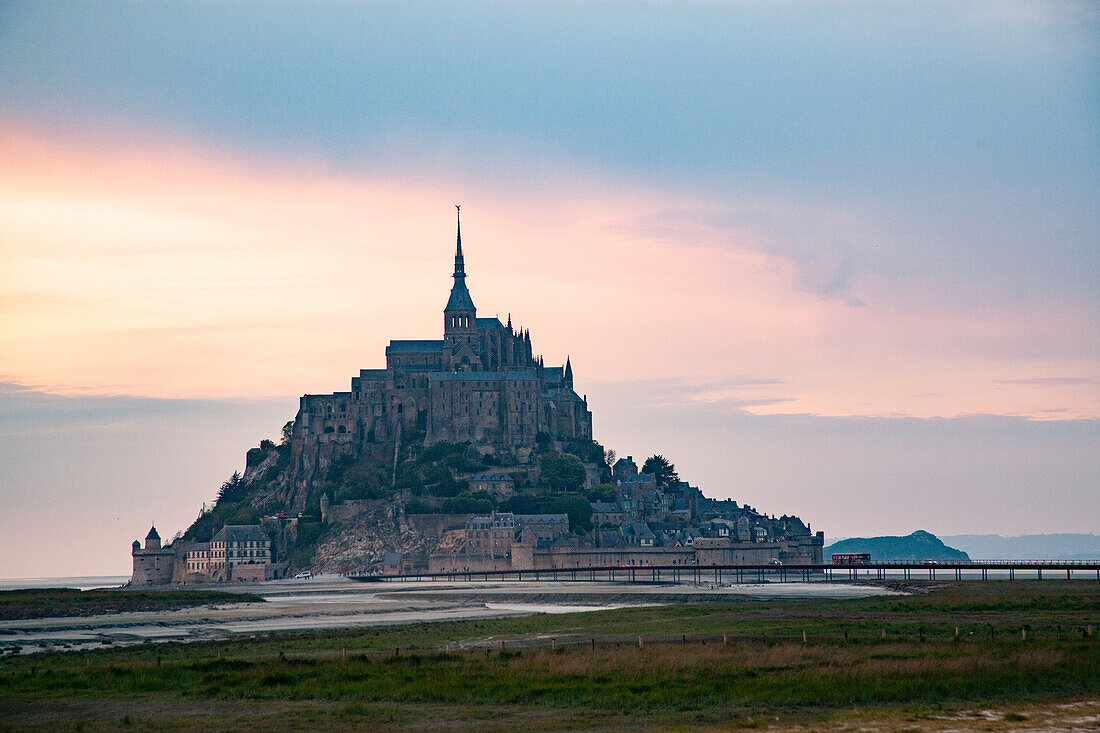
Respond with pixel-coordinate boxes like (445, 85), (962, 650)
(274, 442), (292, 470)
(404, 498), (438, 514)
(444, 453), (483, 474)
(551, 493), (593, 532)
(280, 420), (295, 445)
(4, 583), (1098, 733)
(394, 463), (423, 490)
(540, 452), (587, 491)
(293, 520), (328, 568)
(424, 465), (459, 497)
(564, 437), (605, 464)
(440, 492), (494, 514)
(587, 483), (617, 503)
(421, 441), (469, 463)
(226, 504), (267, 526)
(641, 454), (679, 488)
(217, 471), (248, 503)
(501, 492), (593, 532)
(259, 439), (276, 451)
(325, 453), (391, 500)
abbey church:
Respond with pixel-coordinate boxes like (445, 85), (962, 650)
(131, 210), (824, 584)
(291, 211), (593, 473)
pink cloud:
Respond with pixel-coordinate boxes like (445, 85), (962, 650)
(1, 127), (1096, 419)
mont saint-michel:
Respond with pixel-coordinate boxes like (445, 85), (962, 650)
(131, 212), (823, 585)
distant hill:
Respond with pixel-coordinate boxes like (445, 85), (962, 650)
(939, 534), (1100, 561)
(824, 530), (969, 563)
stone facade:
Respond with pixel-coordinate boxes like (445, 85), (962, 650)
(130, 525), (175, 586)
(467, 473), (517, 501)
(208, 525), (272, 582)
(287, 213), (592, 510)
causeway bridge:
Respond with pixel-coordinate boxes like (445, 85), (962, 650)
(352, 561), (1100, 584)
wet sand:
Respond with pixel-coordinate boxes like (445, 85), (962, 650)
(2, 575), (899, 654)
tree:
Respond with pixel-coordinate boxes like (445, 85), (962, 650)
(587, 483), (617, 504)
(603, 449), (616, 469)
(540, 453), (587, 491)
(551, 493), (594, 533)
(217, 471), (247, 503)
(641, 454), (678, 489)
(280, 420), (295, 446)
(503, 493), (594, 533)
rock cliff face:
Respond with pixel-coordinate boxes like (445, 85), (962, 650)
(311, 499), (408, 572)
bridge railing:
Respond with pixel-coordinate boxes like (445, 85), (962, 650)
(346, 561), (1100, 583)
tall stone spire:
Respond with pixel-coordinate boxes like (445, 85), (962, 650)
(564, 356), (573, 387)
(453, 204), (465, 278)
(445, 205), (476, 324)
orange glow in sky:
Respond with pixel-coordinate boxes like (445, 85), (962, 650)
(1, 127), (1096, 420)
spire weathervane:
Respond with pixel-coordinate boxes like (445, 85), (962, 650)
(452, 204), (467, 282)
(455, 204), (463, 260)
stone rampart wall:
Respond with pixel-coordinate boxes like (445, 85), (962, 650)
(407, 513), (473, 537)
(428, 554), (513, 573)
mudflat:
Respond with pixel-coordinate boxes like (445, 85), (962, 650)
(0, 581), (1097, 730)
(1, 575), (897, 654)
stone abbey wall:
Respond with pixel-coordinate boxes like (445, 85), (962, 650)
(284, 228), (593, 511)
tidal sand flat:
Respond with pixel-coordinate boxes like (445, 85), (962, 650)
(1, 576), (897, 654)
(0, 582), (1096, 731)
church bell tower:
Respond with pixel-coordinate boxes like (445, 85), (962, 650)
(444, 206), (480, 370)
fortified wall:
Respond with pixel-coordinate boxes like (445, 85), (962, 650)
(429, 533), (824, 573)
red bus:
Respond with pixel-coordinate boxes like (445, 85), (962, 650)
(831, 552), (871, 566)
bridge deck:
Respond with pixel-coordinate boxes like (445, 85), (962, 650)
(350, 562), (1100, 583)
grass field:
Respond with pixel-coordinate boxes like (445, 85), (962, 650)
(0, 588), (262, 621)
(0, 581), (1097, 731)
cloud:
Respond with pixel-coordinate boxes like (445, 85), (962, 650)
(998, 377), (1095, 388)
(1, 126), (1097, 420)
(0, 380), (293, 437)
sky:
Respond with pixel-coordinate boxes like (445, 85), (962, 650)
(1, 1), (1097, 576)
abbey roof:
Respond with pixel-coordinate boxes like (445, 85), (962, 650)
(386, 340), (444, 353)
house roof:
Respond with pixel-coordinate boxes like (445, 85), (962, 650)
(515, 513), (569, 525)
(468, 473), (515, 483)
(211, 525), (269, 544)
(145, 525), (160, 541)
(624, 522), (656, 539)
